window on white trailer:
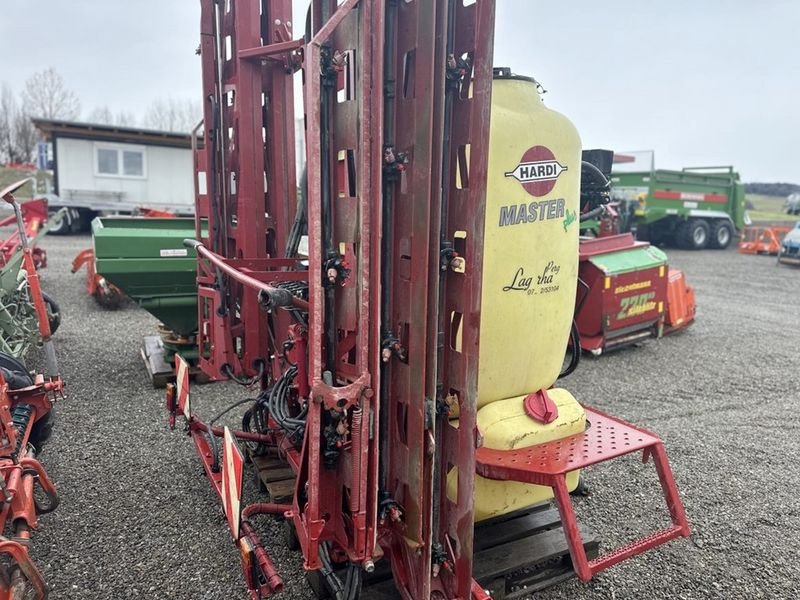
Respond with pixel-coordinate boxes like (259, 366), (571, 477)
(123, 150), (144, 176)
(95, 144), (146, 178)
(97, 148), (119, 175)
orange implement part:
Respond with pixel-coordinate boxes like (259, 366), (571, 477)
(71, 248), (125, 309)
(137, 207), (177, 218)
(664, 268), (695, 332)
(738, 226), (791, 255)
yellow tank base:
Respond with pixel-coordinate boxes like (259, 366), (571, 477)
(447, 388), (585, 522)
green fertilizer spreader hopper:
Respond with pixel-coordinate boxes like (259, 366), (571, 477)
(92, 217), (204, 385)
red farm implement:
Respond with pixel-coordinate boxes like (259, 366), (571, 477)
(576, 233), (695, 354)
(0, 179), (64, 599)
(165, 2), (689, 598)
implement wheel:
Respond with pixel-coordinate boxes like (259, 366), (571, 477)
(676, 219), (709, 250)
(0, 353), (32, 389)
(709, 220), (734, 250)
(0, 353), (55, 450)
(46, 209), (71, 235)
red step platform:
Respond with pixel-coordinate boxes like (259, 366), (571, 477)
(475, 406), (690, 581)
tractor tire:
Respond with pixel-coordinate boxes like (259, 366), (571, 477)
(0, 352), (32, 389)
(30, 411), (54, 451)
(46, 210), (71, 235)
(0, 353), (54, 450)
(676, 219), (710, 250)
(709, 220), (734, 250)
(283, 519), (300, 551)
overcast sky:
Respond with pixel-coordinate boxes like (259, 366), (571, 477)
(2, 1), (798, 181)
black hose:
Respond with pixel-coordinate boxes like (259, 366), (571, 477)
(242, 404), (275, 456)
(41, 291), (61, 335)
(206, 396), (258, 472)
(377, 0), (400, 501)
(343, 563), (353, 598)
(346, 565), (361, 600)
(428, 0), (460, 542)
(285, 166), (308, 258)
(265, 366), (306, 445)
(223, 361), (265, 386)
(319, 48), (338, 374)
(581, 160), (610, 188)
(580, 206), (605, 222)
(561, 277), (591, 379)
(558, 320), (581, 379)
(207, 94), (221, 253)
(318, 543), (345, 600)
(580, 160), (611, 215)
(575, 275), (591, 315)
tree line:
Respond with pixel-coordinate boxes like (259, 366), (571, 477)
(0, 68), (201, 165)
(744, 182), (800, 197)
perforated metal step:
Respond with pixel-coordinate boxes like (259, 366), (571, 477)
(475, 406), (689, 581)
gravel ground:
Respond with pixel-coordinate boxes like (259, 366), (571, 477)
(29, 234), (800, 599)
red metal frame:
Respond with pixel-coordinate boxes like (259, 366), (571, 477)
(182, 1), (496, 595)
(193, 0), (298, 382)
(434, 3), (495, 598)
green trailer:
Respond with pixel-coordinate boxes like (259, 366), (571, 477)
(611, 166), (749, 250)
(91, 217), (204, 385)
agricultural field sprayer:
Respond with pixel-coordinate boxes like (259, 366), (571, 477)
(166, 1), (690, 598)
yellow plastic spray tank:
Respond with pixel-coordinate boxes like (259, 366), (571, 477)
(477, 70), (581, 405)
(447, 69), (586, 521)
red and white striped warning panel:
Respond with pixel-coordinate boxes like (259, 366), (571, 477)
(222, 426), (244, 540)
(176, 354), (191, 420)
(653, 190), (727, 203)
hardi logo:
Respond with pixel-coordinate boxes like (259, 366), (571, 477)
(505, 146), (568, 197)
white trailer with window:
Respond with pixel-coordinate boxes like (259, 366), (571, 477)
(32, 119), (195, 233)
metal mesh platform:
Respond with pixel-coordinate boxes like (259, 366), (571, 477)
(475, 406), (690, 581)
(476, 407), (658, 479)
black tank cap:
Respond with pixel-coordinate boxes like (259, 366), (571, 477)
(493, 67), (537, 83)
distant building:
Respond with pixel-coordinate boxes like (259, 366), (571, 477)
(33, 119), (195, 230)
